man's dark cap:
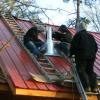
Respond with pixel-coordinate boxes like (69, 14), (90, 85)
(58, 25), (67, 33)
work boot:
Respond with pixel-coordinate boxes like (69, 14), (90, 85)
(37, 53), (44, 60)
(91, 88), (98, 93)
(40, 49), (46, 54)
(85, 87), (91, 92)
(54, 79), (64, 87)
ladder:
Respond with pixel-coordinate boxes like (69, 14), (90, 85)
(0, 11), (25, 42)
(70, 56), (100, 100)
(32, 55), (66, 83)
(58, 47), (99, 99)
(70, 55), (88, 100)
(1, 12), (99, 99)
(0, 11), (68, 83)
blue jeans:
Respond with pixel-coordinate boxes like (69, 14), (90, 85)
(25, 41), (44, 57)
(55, 42), (69, 56)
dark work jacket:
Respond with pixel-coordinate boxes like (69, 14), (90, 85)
(24, 27), (42, 45)
(52, 31), (72, 43)
(70, 30), (98, 60)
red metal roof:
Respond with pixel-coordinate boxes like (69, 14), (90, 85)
(0, 17), (100, 99)
(91, 32), (100, 76)
(0, 18), (80, 99)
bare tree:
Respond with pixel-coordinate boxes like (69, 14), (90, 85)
(1, 0), (98, 32)
(76, 0), (80, 28)
(81, 0), (100, 32)
(0, 0), (42, 23)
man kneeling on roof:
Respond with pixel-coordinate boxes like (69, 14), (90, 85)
(52, 25), (72, 56)
(23, 25), (46, 58)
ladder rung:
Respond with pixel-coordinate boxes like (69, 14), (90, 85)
(40, 64), (52, 68)
(13, 30), (24, 33)
(39, 62), (50, 66)
(38, 59), (47, 63)
(10, 24), (19, 27)
(4, 16), (13, 19)
(11, 27), (22, 31)
(5, 18), (14, 21)
(48, 74), (59, 80)
(37, 56), (45, 60)
(9, 22), (17, 24)
(86, 92), (98, 95)
(47, 72), (58, 75)
(42, 67), (54, 70)
(4, 14), (10, 16)
(6, 19), (14, 21)
(15, 27), (22, 30)
(38, 57), (45, 60)
(63, 79), (75, 83)
(42, 68), (56, 74)
(5, 19), (14, 22)
(38, 61), (47, 63)
(46, 69), (56, 73)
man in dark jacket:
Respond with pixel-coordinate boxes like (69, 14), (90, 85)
(70, 22), (98, 92)
(53, 25), (72, 56)
(24, 26), (45, 58)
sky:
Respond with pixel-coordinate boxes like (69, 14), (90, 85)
(35, 0), (100, 32)
(36, 0), (76, 26)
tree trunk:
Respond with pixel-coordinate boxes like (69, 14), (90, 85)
(76, 0), (80, 28)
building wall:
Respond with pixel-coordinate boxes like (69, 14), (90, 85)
(0, 91), (79, 100)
